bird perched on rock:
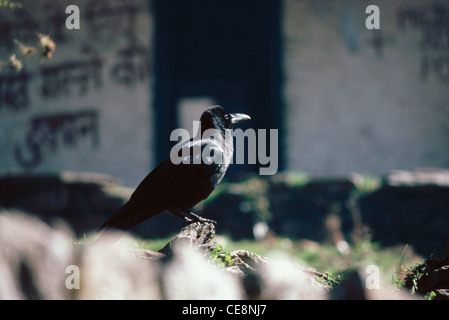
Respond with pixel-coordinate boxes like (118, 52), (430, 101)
(99, 106), (251, 232)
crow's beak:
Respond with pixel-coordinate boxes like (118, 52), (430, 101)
(230, 113), (251, 125)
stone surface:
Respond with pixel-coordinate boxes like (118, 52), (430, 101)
(404, 256), (449, 299)
(435, 289), (449, 300)
(2, 170), (449, 256)
(359, 179), (449, 255)
(0, 210), (430, 300)
(385, 168), (449, 187)
(0, 171), (130, 235)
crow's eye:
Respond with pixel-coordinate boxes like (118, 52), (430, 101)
(224, 114), (230, 120)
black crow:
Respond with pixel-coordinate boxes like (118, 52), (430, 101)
(98, 106), (251, 232)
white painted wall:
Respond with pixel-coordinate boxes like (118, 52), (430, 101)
(284, 0), (449, 175)
(1, 0), (448, 187)
(0, 0), (154, 187)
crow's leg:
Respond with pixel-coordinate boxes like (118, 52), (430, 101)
(169, 209), (193, 222)
(187, 211), (217, 224)
(169, 209), (216, 225)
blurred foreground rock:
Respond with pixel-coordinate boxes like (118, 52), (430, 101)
(0, 210), (420, 300)
(0, 210), (328, 299)
(0, 210), (74, 299)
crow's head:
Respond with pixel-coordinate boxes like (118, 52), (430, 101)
(200, 105), (251, 132)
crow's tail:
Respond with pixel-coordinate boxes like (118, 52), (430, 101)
(98, 200), (159, 232)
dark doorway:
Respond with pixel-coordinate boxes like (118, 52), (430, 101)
(152, 0), (285, 176)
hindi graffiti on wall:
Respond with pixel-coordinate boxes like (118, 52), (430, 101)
(397, 3), (449, 83)
(110, 43), (151, 86)
(0, 72), (31, 112)
(40, 46), (103, 99)
(0, 0), (152, 173)
(14, 110), (100, 169)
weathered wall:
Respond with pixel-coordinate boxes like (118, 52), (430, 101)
(0, 0), (154, 187)
(284, 0), (449, 175)
(1, 0), (449, 186)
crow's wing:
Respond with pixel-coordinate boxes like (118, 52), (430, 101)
(99, 139), (224, 230)
(130, 139), (223, 202)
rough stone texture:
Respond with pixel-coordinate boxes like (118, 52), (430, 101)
(0, 210), (427, 300)
(403, 256), (449, 300)
(385, 168), (449, 187)
(360, 168), (449, 255)
(0, 211), (330, 299)
(267, 177), (356, 241)
(435, 289), (449, 300)
(201, 192), (257, 239)
(0, 171), (131, 235)
(0, 210), (75, 299)
(1, 169), (449, 256)
(158, 221), (217, 256)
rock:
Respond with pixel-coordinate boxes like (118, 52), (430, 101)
(158, 221), (216, 256)
(254, 259), (327, 300)
(0, 171), (130, 235)
(404, 256), (449, 298)
(385, 168), (449, 187)
(421, 265), (449, 294)
(131, 219), (331, 299)
(359, 183), (449, 255)
(78, 232), (161, 300)
(228, 250), (272, 274)
(2, 170), (449, 257)
(133, 249), (166, 261)
(328, 270), (366, 300)
(0, 210), (75, 299)
(435, 289), (449, 300)
(0, 210), (427, 300)
(161, 244), (245, 299)
(268, 177), (356, 241)
(201, 175), (358, 241)
(201, 192), (256, 239)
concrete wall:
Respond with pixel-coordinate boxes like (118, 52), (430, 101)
(0, 0), (154, 187)
(1, 0), (448, 187)
(284, 0), (449, 175)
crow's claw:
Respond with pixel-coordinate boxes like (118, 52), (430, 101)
(182, 212), (216, 225)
